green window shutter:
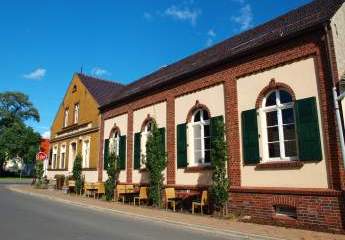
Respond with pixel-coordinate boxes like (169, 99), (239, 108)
(210, 115), (225, 163)
(177, 123), (188, 168)
(159, 127), (166, 153)
(103, 139), (109, 170)
(295, 97), (322, 161)
(119, 135), (126, 170)
(241, 109), (260, 165)
(134, 132), (141, 169)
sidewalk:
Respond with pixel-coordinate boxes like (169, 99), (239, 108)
(9, 185), (345, 240)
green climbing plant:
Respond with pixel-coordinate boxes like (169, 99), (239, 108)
(210, 118), (229, 216)
(72, 153), (83, 194)
(105, 151), (120, 201)
(35, 160), (44, 187)
(145, 122), (166, 207)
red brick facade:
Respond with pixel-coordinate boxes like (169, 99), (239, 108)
(99, 29), (345, 232)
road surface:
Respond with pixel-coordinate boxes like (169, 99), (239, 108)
(0, 184), (272, 240)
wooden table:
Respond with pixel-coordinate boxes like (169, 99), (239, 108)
(119, 192), (139, 204)
(176, 192), (201, 211)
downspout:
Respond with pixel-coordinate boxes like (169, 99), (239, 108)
(324, 23), (345, 168)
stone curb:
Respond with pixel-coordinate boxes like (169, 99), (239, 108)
(8, 185), (284, 240)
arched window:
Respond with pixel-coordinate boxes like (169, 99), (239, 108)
(262, 89), (297, 160)
(109, 130), (120, 156)
(191, 109), (211, 165)
(141, 120), (154, 166)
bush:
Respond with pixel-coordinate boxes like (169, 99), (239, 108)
(34, 160), (44, 187)
(105, 152), (120, 201)
(210, 118), (229, 215)
(72, 154), (83, 194)
(145, 123), (166, 207)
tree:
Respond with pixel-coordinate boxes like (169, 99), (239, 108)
(35, 160), (44, 187)
(210, 119), (229, 216)
(105, 152), (120, 201)
(145, 123), (166, 207)
(0, 91), (40, 126)
(72, 154), (83, 194)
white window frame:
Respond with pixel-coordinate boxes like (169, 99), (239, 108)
(64, 108), (69, 127)
(74, 104), (79, 124)
(82, 138), (90, 168)
(52, 145), (58, 169)
(188, 109), (211, 166)
(68, 140), (77, 172)
(141, 121), (153, 168)
(109, 130), (120, 157)
(261, 89), (297, 162)
(60, 143), (66, 169)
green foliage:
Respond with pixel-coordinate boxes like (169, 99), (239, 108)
(35, 160), (44, 187)
(145, 123), (166, 207)
(0, 91), (41, 174)
(72, 154), (83, 194)
(105, 152), (120, 201)
(210, 119), (229, 213)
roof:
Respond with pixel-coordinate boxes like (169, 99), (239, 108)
(100, 0), (345, 110)
(77, 73), (125, 106)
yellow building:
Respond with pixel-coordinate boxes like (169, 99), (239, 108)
(47, 73), (124, 182)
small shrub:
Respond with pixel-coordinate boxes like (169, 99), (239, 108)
(105, 152), (120, 201)
(34, 160), (44, 187)
(72, 154), (83, 194)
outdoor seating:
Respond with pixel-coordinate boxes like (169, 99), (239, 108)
(84, 182), (97, 197)
(133, 186), (148, 206)
(164, 188), (181, 212)
(192, 190), (208, 215)
(116, 184), (135, 203)
(94, 182), (105, 199)
(67, 180), (75, 193)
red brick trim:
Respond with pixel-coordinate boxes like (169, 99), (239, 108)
(184, 165), (212, 172)
(166, 95), (176, 184)
(255, 161), (303, 170)
(126, 108), (133, 183)
(272, 195), (297, 207)
(229, 186), (342, 197)
(140, 114), (156, 132)
(255, 79), (296, 108)
(108, 125), (121, 139)
(186, 100), (211, 123)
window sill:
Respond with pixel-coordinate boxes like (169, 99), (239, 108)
(255, 161), (303, 170)
(184, 165), (212, 172)
(47, 168), (68, 171)
(81, 168), (97, 171)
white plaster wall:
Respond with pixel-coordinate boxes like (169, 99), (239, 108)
(103, 113), (128, 183)
(132, 102), (167, 184)
(237, 57), (328, 188)
(331, 3), (345, 79)
(83, 171), (98, 183)
(175, 84), (225, 186)
(46, 170), (69, 180)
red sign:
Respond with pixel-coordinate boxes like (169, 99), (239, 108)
(36, 152), (47, 161)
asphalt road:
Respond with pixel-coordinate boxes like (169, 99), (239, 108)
(0, 185), (272, 240)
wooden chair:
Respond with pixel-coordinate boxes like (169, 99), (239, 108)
(133, 187), (148, 206)
(94, 182), (105, 199)
(125, 184), (134, 193)
(192, 190), (208, 215)
(67, 180), (75, 194)
(84, 182), (95, 197)
(165, 188), (180, 212)
(116, 184), (126, 203)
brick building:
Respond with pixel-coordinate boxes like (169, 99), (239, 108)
(95, 0), (345, 232)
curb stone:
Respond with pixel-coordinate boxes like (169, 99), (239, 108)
(8, 185), (284, 240)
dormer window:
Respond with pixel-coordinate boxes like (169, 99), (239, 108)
(72, 85), (77, 93)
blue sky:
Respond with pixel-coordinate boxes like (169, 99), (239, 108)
(0, 0), (312, 138)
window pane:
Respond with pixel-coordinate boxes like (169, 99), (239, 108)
(266, 111), (278, 126)
(204, 137), (211, 149)
(285, 141), (297, 157)
(282, 108), (294, 124)
(283, 125), (296, 140)
(194, 151), (202, 164)
(267, 127), (279, 142)
(194, 139), (202, 150)
(269, 142), (280, 158)
(280, 90), (293, 104)
(194, 111), (201, 122)
(204, 125), (210, 137)
(203, 110), (209, 121)
(205, 150), (211, 163)
(265, 91), (276, 106)
(193, 125), (201, 138)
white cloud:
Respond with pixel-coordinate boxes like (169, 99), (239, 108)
(144, 12), (153, 20)
(231, 3), (253, 31)
(91, 67), (110, 77)
(41, 130), (50, 139)
(23, 68), (47, 80)
(206, 29), (216, 47)
(164, 5), (201, 26)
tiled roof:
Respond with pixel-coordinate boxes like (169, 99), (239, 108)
(77, 73), (125, 106)
(100, 0), (345, 110)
